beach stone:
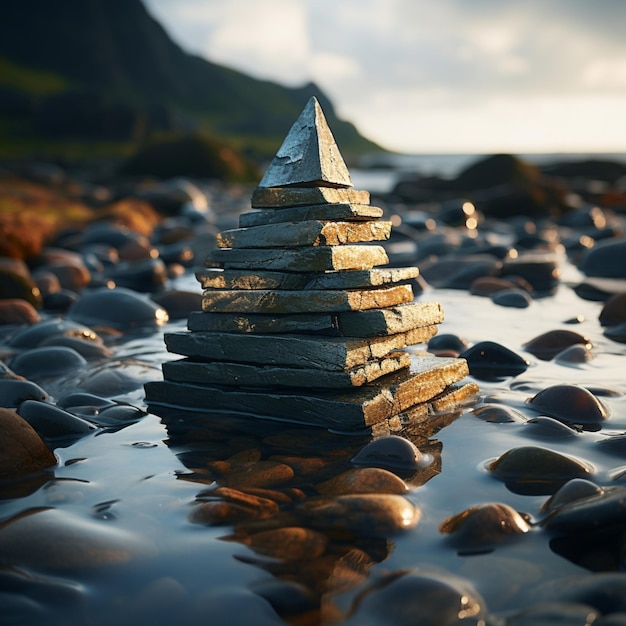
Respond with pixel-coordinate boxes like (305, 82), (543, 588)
(0, 507), (156, 571)
(0, 379), (48, 407)
(499, 255), (560, 294)
(300, 494), (420, 536)
(105, 258), (168, 292)
(581, 239), (626, 279)
(604, 323), (626, 344)
(221, 460), (295, 489)
(471, 404), (527, 423)
(8, 318), (97, 349)
(0, 360), (23, 380)
(316, 468), (409, 496)
(541, 478), (605, 515)
(67, 287), (169, 329)
(488, 446), (594, 495)
(44, 261), (91, 292)
(9, 346), (87, 380)
(0, 299), (41, 325)
(0, 408), (56, 478)
(491, 288), (532, 308)
(189, 500), (273, 526)
(151, 290), (202, 320)
(352, 436), (426, 472)
(17, 400), (97, 442)
(526, 384), (609, 425)
(600, 293), (626, 327)
(56, 391), (116, 411)
(32, 270), (62, 295)
(469, 276), (525, 296)
(439, 503), (531, 554)
(428, 333), (468, 356)
(42, 289), (80, 312)
(258, 97), (352, 188)
(0, 267), (43, 308)
(38, 335), (113, 359)
(523, 416), (580, 441)
(241, 527), (328, 561)
(343, 569), (487, 626)
(460, 341), (530, 380)
(420, 257), (498, 290)
(88, 403), (147, 426)
(524, 329), (593, 360)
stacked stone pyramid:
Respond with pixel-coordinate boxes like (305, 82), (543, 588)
(144, 97), (478, 433)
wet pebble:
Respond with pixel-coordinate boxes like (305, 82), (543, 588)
(554, 344), (594, 366)
(343, 569), (487, 626)
(604, 323), (626, 344)
(469, 276), (526, 297)
(67, 287), (169, 329)
(600, 292), (626, 327)
(0, 299), (41, 325)
(8, 318), (97, 349)
(316, 467), (409, 496)
(491, 288), (532, 308)
(151, 289), (203, 320)
(42, 289), (80, 313)
(0, 407), (56, 479)
(427, 333), (468, 357)
(88, 403), (147, 426)
(500, 255), (560, 294)
(540, 478), (605, 515)
(523, 416), (581, 440)
(0, 266), (42, 308)
(471, 403), (527, 423)
(17, 400), (97, 443)
(37, 334), (113, 359)
(0, 379), (49, 407)
(44, 261), (91, 292)
(488, 446), (594, 495)
(351, 435), (428, 473)
(104, 258), (168, 292)
(523, 329), (592, 361)
(9, 346), (87, 380)
(526, 384), (609, 425)
(190, 500), (275, 526)
(221, 460), (295, 489)
(240, 526), (328, 561)
(439, 502), (531, 554)
(460, 341), (530, 380)
(299, 494), (420, 537)
(580, 238), (626, 279)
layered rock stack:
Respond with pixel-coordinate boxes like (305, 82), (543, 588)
(144, 97), (478, 433)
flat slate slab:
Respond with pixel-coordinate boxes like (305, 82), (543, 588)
(338, 302), (444, 337)
(162, 351), (411, 389)
(195, 266), (419, 291)
(206, 245), (389, 272)
(251, 187), (370, 208)
(201, 285), (414, 314)
(239, 203), (383, 228)
(164, 327), (438, 371)
(216, 220), (391, 249)
(188, 310), (340, 334)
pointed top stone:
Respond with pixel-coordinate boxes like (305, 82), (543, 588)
(258, 97), (353, 189)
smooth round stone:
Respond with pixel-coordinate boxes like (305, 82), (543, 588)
(427, 333), (468, 355)
(541, 478), (605, 515)
(42, 289), (80, 313)
(0, 299), (41, 325)
(0, 360), (22, 380)
(502, 602), (600, 626)
(299, 494), (420, 536)
(604, 323), (626, 344)
(491, 288), (532, 308)
(471, 403), (527, 423)
(573, 282), (614, 302)
(151, 290), (203, 320)
(89, 403), (147, 426)
(351, 436), (427, 472)
(157, 241), (195, 266)
(460, 341), (530, 380)
(44, 262), (91, 292)
(600, 293), (626, 327)
(104, 258), (168, 292)
(0, 379), (49, 407)
(554, 344), (594, 366)
(9, 346), (87, 380)
(56, 391), (116, 411)
(343, 569), (487, 626)
(523, 329), (592, 361)
(439, 502), (531, 553)
(523, 416), (581, 440)
(526, 384), (609, 425)
(242, 526), (328, 561)
(421, 258), (499, 290)
(316, 467), (409, 496)
(500, 256), (560, 294)
(488, 446), (594, 495)
(17, 400), (97, 441)
(67, 287), (169, 329)
(580, 238), (626, 279)
(221, 460), (295, 489)
(189, 500), (273, 526)
(469, 276), (523, 296)
(250, 579), (318, 616)
(74, 359), (161, 397)
(38, 335), (113, 359)
(8, 318), (96, 349)
(0, 268), (42, 308)
(82, 222), (143, 249)
(0, 507), (156, 571)
(0, 408), (56, 478)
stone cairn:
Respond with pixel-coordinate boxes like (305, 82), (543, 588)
(145, 97), (478, 433)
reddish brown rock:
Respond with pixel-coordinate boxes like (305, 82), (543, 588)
(0, 408), (56, 479)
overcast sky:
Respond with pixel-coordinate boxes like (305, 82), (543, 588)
(143, 0), (626, 154)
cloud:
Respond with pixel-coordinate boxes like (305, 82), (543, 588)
(143, 0), (626, 152)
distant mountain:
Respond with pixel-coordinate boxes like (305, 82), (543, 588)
(0, 0), (381, 161)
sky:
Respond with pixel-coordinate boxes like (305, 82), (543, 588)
(143, 0), (626, 155)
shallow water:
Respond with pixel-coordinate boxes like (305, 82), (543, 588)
(2, 250), (626, 625)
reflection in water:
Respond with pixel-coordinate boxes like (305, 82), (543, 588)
(155, 405), (461, 623)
